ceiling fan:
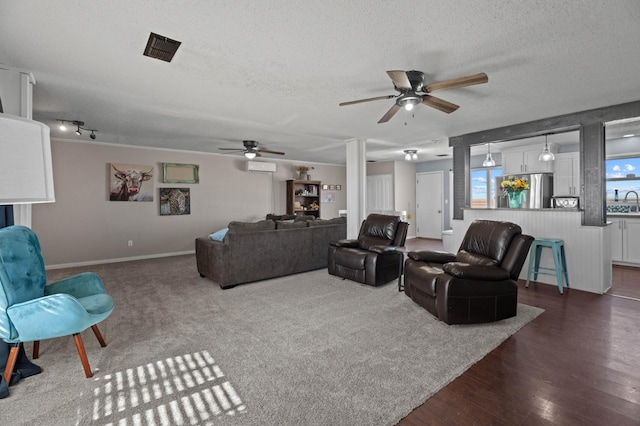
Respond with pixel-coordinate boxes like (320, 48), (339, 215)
(218, 140), (285, 159)
(339, 70), (488, 123)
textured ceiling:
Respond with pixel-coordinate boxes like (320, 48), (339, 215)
(2, 1), (640, 164)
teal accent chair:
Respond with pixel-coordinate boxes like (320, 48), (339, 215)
(0, 226), (114, 385)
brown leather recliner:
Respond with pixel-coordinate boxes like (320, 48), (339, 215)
(328, 214), (409, 286)
(404, 220), (533, 324)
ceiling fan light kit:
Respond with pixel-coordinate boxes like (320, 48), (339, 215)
(339, 70), (488, 123)
(218, 140), (285, 158)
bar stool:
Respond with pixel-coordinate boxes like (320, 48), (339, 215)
(526, 238), (569, 294)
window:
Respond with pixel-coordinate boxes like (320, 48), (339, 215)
(606, 156), (640, 202)
(471, 167), (502, 208)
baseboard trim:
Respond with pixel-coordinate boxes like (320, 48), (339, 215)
(45, 250), (195, 270)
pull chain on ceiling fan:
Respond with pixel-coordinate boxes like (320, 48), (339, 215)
(339, 70), (488, 123)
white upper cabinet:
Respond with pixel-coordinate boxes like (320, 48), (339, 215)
(501, 146), (555, 175)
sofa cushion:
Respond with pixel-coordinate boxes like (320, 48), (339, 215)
(294, 215), (316, 222)
(209, 228), (229, 241)
(308, 217), (346, 227)
(276, 220), (307, 229)
(228, 219), (275, 232)
(266, 214), (296, 222)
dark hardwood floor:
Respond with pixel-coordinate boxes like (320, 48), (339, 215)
(397, 238), (640, 426)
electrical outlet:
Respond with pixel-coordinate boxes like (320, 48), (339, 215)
(128, 240), (133, 247)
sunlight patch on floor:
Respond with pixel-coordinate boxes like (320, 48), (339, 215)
(88, 350), (245, 425)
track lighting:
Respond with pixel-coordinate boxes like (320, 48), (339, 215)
(538, 135), (555, 162)
(482, 143), (496, 167)
(404, 149), (418, 161)
(57, 119), (98, 140)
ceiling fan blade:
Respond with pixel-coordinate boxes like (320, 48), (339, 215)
(425, 72), (488, 93)
(219, 147), (244, 151)
(258, 148), (285, 155)
(378, 104), (401, 123)
(386, 70), (411, 90)
(422, 95), (459, 114)
(339, 94), (395, 106)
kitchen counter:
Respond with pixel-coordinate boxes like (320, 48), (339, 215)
(450, 208), (612, 294)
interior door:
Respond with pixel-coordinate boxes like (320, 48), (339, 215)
(416, 171), (443, 239)
(366, 174), (393, 215)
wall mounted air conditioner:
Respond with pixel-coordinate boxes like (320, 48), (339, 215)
(246, 161), (277, 173)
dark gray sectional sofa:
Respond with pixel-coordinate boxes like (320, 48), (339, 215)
(195, 216), (347, 288)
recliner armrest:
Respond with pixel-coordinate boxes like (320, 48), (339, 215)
(368, 245), (399, 254)
(408, 250), (456, 264)
(330, 239), (359, 248)
(442, 262), (510, 281)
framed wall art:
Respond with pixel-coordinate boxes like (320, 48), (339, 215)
(159, 188), (191, 215)
(162, 163), (199, 184)
(109, 163), (154, 202)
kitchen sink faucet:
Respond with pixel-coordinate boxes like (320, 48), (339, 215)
(624, 190), (639, 211)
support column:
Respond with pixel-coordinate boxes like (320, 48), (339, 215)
(0, 65), (36, 227)
(345, 138), (367, 238)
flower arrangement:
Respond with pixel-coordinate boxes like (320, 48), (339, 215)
(296, 165), (314, 173)
(501, 176), (530, 195)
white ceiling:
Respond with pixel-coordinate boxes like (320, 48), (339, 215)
(2, 1), (640, 164)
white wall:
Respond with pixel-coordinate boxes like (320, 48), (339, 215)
(32, 139), (346, 267)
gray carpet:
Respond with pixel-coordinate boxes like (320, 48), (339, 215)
(1, 255), (543, 426)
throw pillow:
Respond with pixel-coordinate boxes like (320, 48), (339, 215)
(209, 228), (229, 241)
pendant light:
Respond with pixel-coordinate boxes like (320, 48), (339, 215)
(538, 135), (555, 161)
(482, 143), (496, 167)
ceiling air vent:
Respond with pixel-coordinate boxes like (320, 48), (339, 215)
(143, 32), (181, 62)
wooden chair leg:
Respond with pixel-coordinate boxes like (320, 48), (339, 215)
(3, 344), (20, 385)
(33, 340), (40, 359)
(91, 324), (107, 348)
(73, 333), (93, 378)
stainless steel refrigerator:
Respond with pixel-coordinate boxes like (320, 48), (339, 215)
(495, 173), (554, 209)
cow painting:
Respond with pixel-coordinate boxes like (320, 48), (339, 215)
(109, 164), (154, 201)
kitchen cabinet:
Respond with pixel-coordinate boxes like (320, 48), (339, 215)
(610, 217), (640, 264)
(554, 152), (580, 196)
(286, 180), (321, 218)
(501, 147), (555, 175)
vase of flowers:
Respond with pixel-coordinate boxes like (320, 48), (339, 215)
(500, 176), (529, 209)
